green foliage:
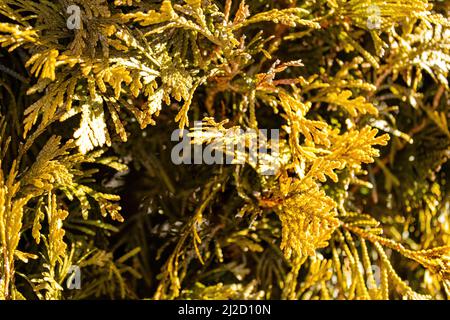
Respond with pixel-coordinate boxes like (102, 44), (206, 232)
(0, 0), (449, 300)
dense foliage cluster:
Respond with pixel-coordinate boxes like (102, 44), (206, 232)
(0, 0), (449, 300)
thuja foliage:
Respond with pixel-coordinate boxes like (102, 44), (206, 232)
(0, 0), (449, 300)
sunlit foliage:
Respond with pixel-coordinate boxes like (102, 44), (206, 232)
(0, 0), (449, 300)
